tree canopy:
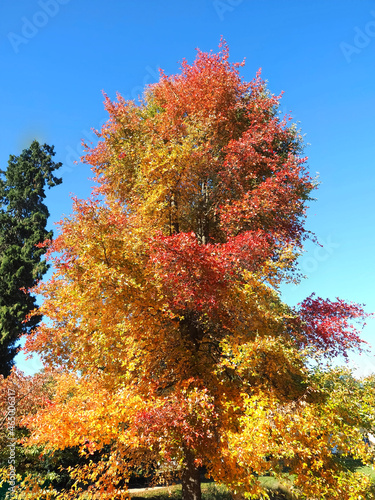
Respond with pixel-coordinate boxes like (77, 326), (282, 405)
(0, 141), (62, 376)
(11, 43), (374, 499)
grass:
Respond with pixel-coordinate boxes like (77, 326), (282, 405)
(130, 482), (232, 500)
(129, 477), (297, 500)
(340, 456), (375, 478)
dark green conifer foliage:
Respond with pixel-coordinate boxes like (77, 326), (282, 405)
(0, 141), (62, 376)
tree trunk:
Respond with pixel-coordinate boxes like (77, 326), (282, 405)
(181, 448), (202, 500)
(170, 193), (179, 235)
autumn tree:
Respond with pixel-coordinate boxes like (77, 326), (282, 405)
(0, 369), (110, 497)
(19, 43), (374, 499)
(0, 141), (62, 376)
(0, 369), (55, 477)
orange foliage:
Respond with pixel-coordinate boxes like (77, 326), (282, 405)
(15, 42), (374, 500)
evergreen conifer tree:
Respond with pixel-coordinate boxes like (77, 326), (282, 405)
(0, 140), (62, 376)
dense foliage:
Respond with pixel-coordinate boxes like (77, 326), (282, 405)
(4, 44), (374, 499)
(0, 141), (62, 375)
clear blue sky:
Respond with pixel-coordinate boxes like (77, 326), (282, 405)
(1, 0), (374, 376)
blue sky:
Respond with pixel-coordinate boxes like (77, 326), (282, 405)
(1, 0), (374, 376)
